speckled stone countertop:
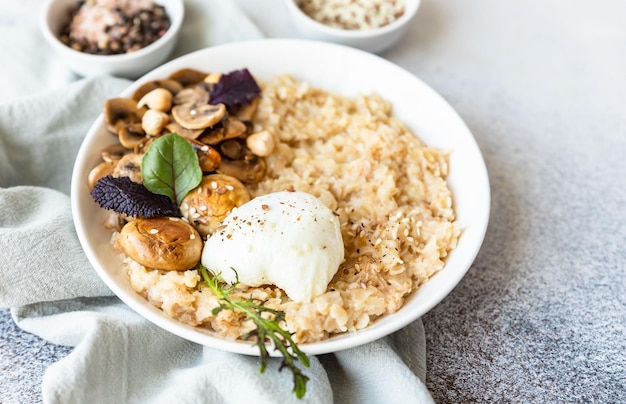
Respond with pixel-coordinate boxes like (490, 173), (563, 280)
(1, 0), (625, 402)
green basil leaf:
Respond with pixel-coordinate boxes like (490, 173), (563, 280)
(141, 132), (202, 206)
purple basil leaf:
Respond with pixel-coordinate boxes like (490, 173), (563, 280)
(209, 68), (261, 108)
(90, 175), (180, 218)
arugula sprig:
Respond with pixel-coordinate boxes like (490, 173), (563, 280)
(198, 265), (310, 399)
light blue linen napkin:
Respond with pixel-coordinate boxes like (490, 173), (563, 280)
(0, 1), (434, 403)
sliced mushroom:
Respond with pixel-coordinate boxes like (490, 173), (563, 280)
(172, 103), (226, 130)
(101, 143), (128, 162)
(142, 109), (169, 136)
(217, 153), (267, 183)
(88, 161), (116, 190)
(223, 117), (247, 139)
(168, 68), (209, 87)
(118, 217), (203, 271)
(172, 86), (209, 106)
(137, 88), (172, 112)
(103, 98), (144, 134)
(132, 79), (184, 101)
(134, 137), (155, 154)
(219, 139), (244, 160)
(188, 139), (221, 173)
(180, 174), (250, 237)
(118, 123), (146, 149)
(234, 97), (260, 122)
(113, 153), (143, 183)
(196, 123), (226, 145)
(103, 211), (127, 232)
(165, 120), (204, 140)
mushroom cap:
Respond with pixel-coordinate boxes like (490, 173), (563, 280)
(172, 87), (209, 106)
(223, 117), (248, 139)
(196, 123), (226, 145)
(219, 139), (245, 160)
(88, 160), (116, 190)
(113, 153), (143, 183)
(165, 120), (204, 140)
(118, 217), (203, 271)
(168, 68), (209, 87)
(233, 97), (260, 122)
(118, 123), (147, 149)
(133, 137), (155, 154)
(181, 174), (251, 237)
(217, 153), (267, 183)
(104, 98), (144, 134)
(101, 143), (128, 162)
(187, 139), (222, 173)
(132, 79), (184, 101)
(172, 102), (226, 130)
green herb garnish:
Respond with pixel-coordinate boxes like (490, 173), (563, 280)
(141, 132), (202, 206)
(198, 265), (310, 399)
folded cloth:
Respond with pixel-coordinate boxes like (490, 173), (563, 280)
(0, 2), (434, 403)
(0, 0), (264, 104)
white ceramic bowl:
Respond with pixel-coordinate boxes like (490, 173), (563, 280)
(284, 0), (420, 53)
(40, 0), (184, 78)
(71, 39), (490, 356)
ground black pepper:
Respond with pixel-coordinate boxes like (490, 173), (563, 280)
(59, 0), (171, 55)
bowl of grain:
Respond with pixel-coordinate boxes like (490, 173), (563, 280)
(284, 0), (420, 53)
(40, 0), (184, 78)
(72, 39), (490, 357)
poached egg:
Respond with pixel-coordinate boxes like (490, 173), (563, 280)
(201, 191), (344, 302)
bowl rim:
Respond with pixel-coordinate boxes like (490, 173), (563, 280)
(39, 0), (184, 63)
(285, 0), (421, 38)
(71, 38), (490, 356)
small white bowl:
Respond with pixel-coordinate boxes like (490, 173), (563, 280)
(284, 0), (420, 53)
(40, 0), (184, 79)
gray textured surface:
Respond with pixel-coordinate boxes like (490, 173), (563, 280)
(1, 0), (625, 403)
(0, 308), (71, 403)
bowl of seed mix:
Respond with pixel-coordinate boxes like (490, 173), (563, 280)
(40, 0), (184, 78)
(285, 0), (420, 53)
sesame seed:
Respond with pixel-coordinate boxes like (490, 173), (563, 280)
(225, 185), (234, 191)
(211, 181), (218, 189)
(149, 229), (159, 234)
(190, 234), (196, 240)
(200, 145), (209, 152)
(199, 205), (207, 211)
(375, 238), (382, 246)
